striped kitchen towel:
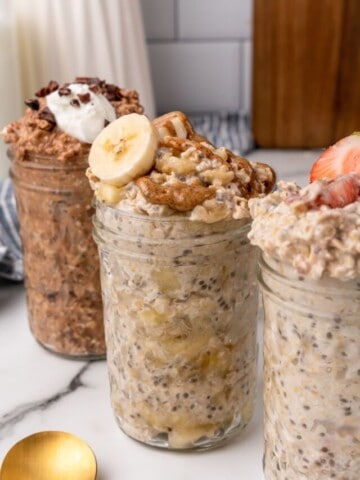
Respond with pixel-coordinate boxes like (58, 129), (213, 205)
(0, 178), (23, 281)
(188, 111), (254, 155)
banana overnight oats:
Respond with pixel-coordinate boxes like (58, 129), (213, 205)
(249, 171), (360, 479)
(1, 77), (143, 357)
(88, 111), (276, 449)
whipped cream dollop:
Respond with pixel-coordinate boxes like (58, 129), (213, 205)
(46, 83), (116, 144)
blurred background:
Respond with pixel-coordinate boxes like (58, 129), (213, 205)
(0, 0), (359, 178)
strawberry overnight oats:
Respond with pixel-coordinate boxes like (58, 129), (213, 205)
(1, 78), (143, 358)
(87, 111), (276, 449)
(249, 168), (360, 479)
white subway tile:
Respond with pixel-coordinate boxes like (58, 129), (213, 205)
(148, 42), (241, 113)
(178, 0), (253, 40)
(140, 0), (175, 40)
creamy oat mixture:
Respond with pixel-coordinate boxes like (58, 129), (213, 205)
(90, 112), (275, 448)
(249, 180), (360, 279)
(95, 205), (259, 448)
(249, 179), (360, 479)
(89, 136), (276, 224)
(2, 77), (143, 357)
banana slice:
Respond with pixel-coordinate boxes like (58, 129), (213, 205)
(89, 113), (159, 186)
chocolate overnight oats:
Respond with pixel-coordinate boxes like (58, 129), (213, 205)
(249, 175), (360, 479)
(1, 78), (143, 358)
(88, 111), (276, 449)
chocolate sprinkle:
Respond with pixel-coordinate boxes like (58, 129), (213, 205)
(104, 119), (110, 127)
(70, 98), (80, 107)
(74, 76), (104, 86)
(78, 93), (91, 104)
(35, 80), (59, 97)
(24, 98), (40, 110)
(58, 87), (71, 96)
(104, 84), (123, 102)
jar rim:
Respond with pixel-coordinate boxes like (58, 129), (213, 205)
(258, 270), (359, 319)
(8, 148), (89, 170)
(260, 252), (360, 293)
(259, 252), (360, 299)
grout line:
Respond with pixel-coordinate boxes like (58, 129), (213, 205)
(147, 37), (252, 45)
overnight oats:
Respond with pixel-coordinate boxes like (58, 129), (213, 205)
(1, 77), (143, 358)
(88, 111), (276, 449)
(249, 169), (360, 478)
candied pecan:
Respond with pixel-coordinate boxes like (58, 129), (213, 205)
(225, 150), (256, 198)
(35, 80), (59, 97)
(250, 162), (276, 195)
(24, 98), (40, 110)
(136, 176), (215, 212)
(153, 111), (209, 144)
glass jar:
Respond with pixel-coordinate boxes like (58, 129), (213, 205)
(258, 252), (360, 480)
(93, 201), (259, 450)
(10, 152), (105, 359)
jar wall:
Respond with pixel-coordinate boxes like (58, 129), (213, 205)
(10, 154), (105, 358)
(259, 253), (360, 480)
(94, 203), (259, 450)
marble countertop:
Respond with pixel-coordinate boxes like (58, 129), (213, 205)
(0, 150), (318, 480)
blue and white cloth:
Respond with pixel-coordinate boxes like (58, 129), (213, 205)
(188, 112), (254, 155)
(0, 179), (23, 281)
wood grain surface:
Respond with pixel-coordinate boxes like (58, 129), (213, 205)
(252, 0), (360, 148)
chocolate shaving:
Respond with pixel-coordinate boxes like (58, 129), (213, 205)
(70, 98), (80, 107)
(89, 84), (101, 94)
(74, 76), (104, 87)
(38, 107), (56, 128)
(58, 87), (71, 96)
(35, 80), (59, 97)
(104, 84), (123, 102)
(24, 98), (40, 110)
(78, 93), (91, 104)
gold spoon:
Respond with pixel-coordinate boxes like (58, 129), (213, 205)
(0, 431), (97, 480)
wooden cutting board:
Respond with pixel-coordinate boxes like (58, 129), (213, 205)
(252, 0), (360, 148)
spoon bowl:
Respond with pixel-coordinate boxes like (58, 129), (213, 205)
(0, 431), (97, 480)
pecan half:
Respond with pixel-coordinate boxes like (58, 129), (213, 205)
(136, 176), (215, 212)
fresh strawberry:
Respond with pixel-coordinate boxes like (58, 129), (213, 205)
(310, 133), (360, 182)
(317, 174), (360, 208)
(286, 174), (360, 210)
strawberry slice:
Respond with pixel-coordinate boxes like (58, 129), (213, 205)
(310, 133), (360, 182)
(286, 174), (360, 210)
(318, 174), (360, 208)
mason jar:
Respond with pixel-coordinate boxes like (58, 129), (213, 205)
(258, 252), (360, 480)
(10, 152), (105, 358)
(93, 201), (259, 450)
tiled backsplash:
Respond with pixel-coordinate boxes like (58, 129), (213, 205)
(140, 0), (253, 115)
